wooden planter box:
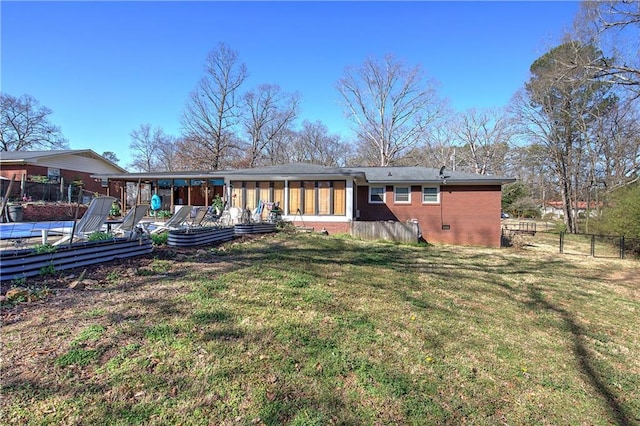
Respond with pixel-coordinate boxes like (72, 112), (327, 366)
(234, 223), (276, 235)
(0, 238), (153, 282)
(167, 226), (235, 247)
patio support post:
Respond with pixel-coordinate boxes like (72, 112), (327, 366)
(170, 183), (175, 212)
(120, 184), (125, 213)
(20, 173), (26, 198)
(284, 181), (289, 216)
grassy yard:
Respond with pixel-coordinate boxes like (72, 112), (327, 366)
(1, 232), (639, 425)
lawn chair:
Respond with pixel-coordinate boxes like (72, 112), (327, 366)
(150, 205), (193, 234)
(186, 206), (209, 227)
(51, 196), (116, 246)
(111, 204), (149, 239)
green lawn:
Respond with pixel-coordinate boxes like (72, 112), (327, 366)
(1, 233), (639, 425)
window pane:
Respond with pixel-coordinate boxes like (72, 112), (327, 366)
(318, 181), (331, 215)
(258, 181), (271, 204)
(423, 187), (438, 203)
(303, 181), (316, 215)
(370, 187), (384, 203)
(273, 181), (285, 208)
(395, 187), (410, 202)
(288, 181), (301, 214)
(333, 181), (346, 215)
(231, 182), (243, 208)
(245, 181), (256, 210)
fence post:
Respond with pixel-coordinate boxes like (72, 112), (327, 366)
(620, 236), (625, 260)
(590, 234), (595, 257)
(559, 232), (564, 254)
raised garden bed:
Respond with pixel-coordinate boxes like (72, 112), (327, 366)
(167, 226), (235, 247)
(0, 237), (153, 282)
(234, 223), (276, 235)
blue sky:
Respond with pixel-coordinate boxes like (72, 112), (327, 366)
(1, 1), (579, 169)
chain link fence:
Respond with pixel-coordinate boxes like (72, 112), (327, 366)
(502, 228), (639, 260)
(559, 232), (639, 260)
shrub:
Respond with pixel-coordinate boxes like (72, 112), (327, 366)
(33, 244), (56, 254)
(87, 231), (113, 241)
(151, 231), (168, 246)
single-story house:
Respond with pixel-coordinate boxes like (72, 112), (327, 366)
(542, 201), (601, 219)
(0, 150), (126, 199)
(93, 163), (515, 247)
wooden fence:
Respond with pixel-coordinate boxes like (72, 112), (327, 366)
(351, 221), (420, 243)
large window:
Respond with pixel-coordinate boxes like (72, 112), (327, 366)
(422, 186), (439, 203)
(288, 180), (346, 215)
(394, 186), (410, 203)
(232, 180), (346, 216)
(369, 186), (385, 203)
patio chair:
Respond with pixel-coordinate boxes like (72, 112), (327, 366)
(51, 196), (117, 246)
(186, 206), (209, 227)
(149, 205), (193, 234)
(111, 204), (149, 239)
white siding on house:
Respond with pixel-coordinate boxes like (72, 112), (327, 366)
(32, 153), (123, 174)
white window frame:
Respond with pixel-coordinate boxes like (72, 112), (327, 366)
(369, 186), (385, 204)
(422, 186), (440, 204)
(394, 186), (411, 203)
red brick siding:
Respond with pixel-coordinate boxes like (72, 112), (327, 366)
(1, 165), (108, 196)
(22, 204), (89, 221)
(291, 221), (350, 235)
(356, 184), (502, 247)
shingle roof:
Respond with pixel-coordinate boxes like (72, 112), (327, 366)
(1, 149), (127, 173)
(225, 163), (364, 178)
(0, 150), (91, 161)
(349, 166), (513, 184)
(92, 163), (514, 185)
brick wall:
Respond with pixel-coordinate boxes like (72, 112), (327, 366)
(291, 221), (350, 235)
(22, 204), (89, 221)
(356, 184), (503, 247)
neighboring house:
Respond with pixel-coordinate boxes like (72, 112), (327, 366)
(94, 163), (514, 247)
(0, 150), (126, 199)
(542, 201), (601, 219)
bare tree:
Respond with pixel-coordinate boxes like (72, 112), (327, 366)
(0, 93), (68, 151)
(175, 133), (245, 170)
(574, 1), (640, 97)
(452, 108), (515, 175)
(241, 84), (300, 167)
(592, 100), (640, 190)
(128, 124), (174, 172)
(337, 54), (442, 166)
(289, 120), (351, 166)
(505, 143), (557, 210)
(261, 128), (296, 166)
(155, 135), (180, 171)
(181, 43), (248, 170)
(394, 116), (458, 168)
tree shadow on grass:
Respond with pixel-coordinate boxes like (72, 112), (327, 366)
(525, 284), (635, 426)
